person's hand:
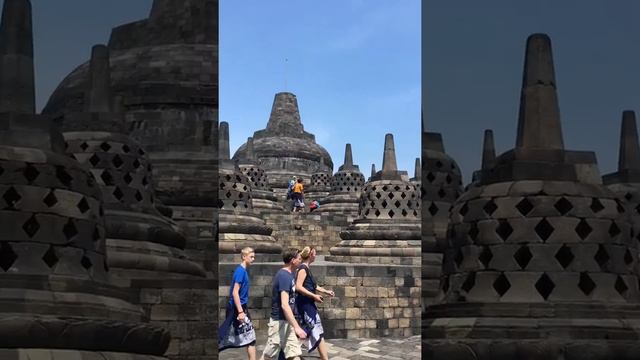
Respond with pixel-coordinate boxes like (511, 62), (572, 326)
(326, 290), (335, 297)
(314, 294), (324, 303)
(237, 312), (246, 322)
(295, 327), (307, 339)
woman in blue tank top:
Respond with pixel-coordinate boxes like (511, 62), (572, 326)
(295, 246), (335, 360)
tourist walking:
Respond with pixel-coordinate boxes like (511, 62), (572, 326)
(260, 248), (307, 360)
(292, 177), (305, 212)
(295, 246), (335, 360)
(219, 247), (257, 359)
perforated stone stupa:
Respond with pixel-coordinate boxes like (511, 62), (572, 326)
(328, 134), (421, 265)
(218, 122), (281, 262)
(319, 143), (366, 215)
(0, 1), (170, 357)
(232, 92), (333, 193)
(236, 136), (282, 213)
(604, 110), (640, 260)
(424, 33), (640, 360)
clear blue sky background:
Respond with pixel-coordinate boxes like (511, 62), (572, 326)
(424, 1), (640, 184)
(221, 0), (421, 177)
(25, 0), (153, 111)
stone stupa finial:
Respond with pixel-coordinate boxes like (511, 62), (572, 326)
(424, 132), (445, 153)
(219, 121), (230, 160)
(344, 143), (353, 167)
(246, 136), (255, 161)
(515, 33), (564, 150)
(413, 157), (421, 179)
(371, 163), (376, 178)
(618, 110), (640, 172)
(382, 133), (398, 172)
(0, 0), (35, 114)
(265, 92), (304, 136)
(482, 129), (496, 170)
(84, 44), (112, 113)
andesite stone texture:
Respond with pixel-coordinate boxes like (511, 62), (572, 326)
(328, 134), (420, 265)
(319, 143), (365, 215)
(232, 92), (333, 194)
(424, 33), (640, 360)
(0, 1), (170, 357)
(218, 122), (281, 263)
(236, 136), (283, 213)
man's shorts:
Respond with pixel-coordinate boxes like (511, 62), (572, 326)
(261, 318), (302, 359)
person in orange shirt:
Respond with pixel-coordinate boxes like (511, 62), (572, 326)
(292, 178), (304, 212)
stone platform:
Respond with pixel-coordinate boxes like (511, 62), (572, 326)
(218, 257), (420, 338)
(221, 332), (421, 360)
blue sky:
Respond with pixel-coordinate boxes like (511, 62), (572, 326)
(424, 1), (640, 183)
(26, 0), (152, 111)
(220, 0), (421, 176)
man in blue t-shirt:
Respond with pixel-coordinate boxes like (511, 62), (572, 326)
(219, 247), (256, 358)
(260, 248), (307, 360)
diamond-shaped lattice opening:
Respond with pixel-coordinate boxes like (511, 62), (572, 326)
(590, 198), (605, 213)
(615, 276), (629, 296)
(122, 144), (131, 153)
(493, 273), (511, 297)
(101, 171), (114, 185)
(609, 222), (621, 238)
(56, 167), (73, 186)
(554, 197), (573, 215)
(446, 174), (452, 184)
(0, 242), (18, 271)
(428, 203), (438, 216)
(0, 165), (3, 177)
(381, 200), (388, 208)
(388, 209), (395, 218)
(382, 185), (389, 191)
(374, 209), (381, 217)
(63, 219), (78, 240)
(625, 192), (633, 201)
(438, 188), (446, 198)
(133, 159), (141, 169)
(555, 244), (574, 269)
(123, 173), (133, 184)
(3, 187), (21, 208)
(461, 273), (476, 293)
(401, 209), (408, 216)
(454, 248), (464, 268)
(535, 218), (554, 241)
(394, 200), (401, 208)
(81, 255), (93, 269)
(578, 272), (596, 296)
(231, 201), (238, 208)
(76, 197), (90, 214)
(112, 155), (124, 168)
(100, 142), (111, 152)
(516, 198), (534, 216)
(625, 249), (634, 265)
(459, 203), (469, 216)
(616, 200), (625, 213)
(89, 154), (101, 167)
(375, 192), (382, 200)
(22, 215), (40, 238)
(80, 142), (89, 151)
(594, 244), (610, 269)
(478, 246), (492, 268)
(388, 192), (395, 199)
(400, 192), (407, 199)
(575, 219), (593, 240)
(42, 246), (59, 268)
(483, 199), (498, 216)
(495, 220), (513, 241)
(113, 187), (124, 201)
(513, 245), (533, 269)
(469, 223), (480, 241)
(134, 191), (143, 202)
(535, 273), (555, 300)
(23, 164), (39, 183)
(435, 161), (443, 168)
(42, 190), (58, 207)
(426, 172), (435, 183)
